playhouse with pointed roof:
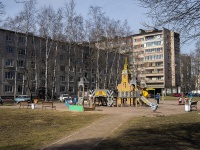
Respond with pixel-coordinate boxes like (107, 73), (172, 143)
(116, 58), (141, 107)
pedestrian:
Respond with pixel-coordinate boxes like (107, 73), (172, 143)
(155, 93), (160, 104)
(178, 97), (182, 104)
(188, 92), (193, 100)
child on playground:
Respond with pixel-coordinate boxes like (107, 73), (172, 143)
(178, 97), (182, 104)
(155, 93), (160, 104)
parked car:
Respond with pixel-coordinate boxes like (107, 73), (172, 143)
(173, 93), (183, 97)
(59, 94), (72, 102)
(15, 95), (31, 103)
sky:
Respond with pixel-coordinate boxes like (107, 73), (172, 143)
(2, 0), (197, 53)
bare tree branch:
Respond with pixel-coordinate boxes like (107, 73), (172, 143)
(137, 0), (200, 43)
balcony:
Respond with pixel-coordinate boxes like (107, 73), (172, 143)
(146, 84), (164, 88)
(145, 72), (164, 76)
(145, 79), (164, 83)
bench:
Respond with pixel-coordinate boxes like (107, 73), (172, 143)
(19, 101), (31, 108)
(42, 101), (56, 110)
(1, 99), (15, 105)
(190, 101), (198, 111)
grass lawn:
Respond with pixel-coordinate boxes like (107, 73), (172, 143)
(96, 111), (200, 150)
(0, 108), (105, 150)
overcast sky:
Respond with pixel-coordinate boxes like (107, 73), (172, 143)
(2, 0), (196, 53)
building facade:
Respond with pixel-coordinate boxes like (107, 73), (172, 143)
(127, 28), (180, 95)
(0, 28), (124, 99)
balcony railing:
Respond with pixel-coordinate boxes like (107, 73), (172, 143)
(145, 79), (164, 83)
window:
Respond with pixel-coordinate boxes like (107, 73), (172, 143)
(31, 62), (36, 68)
(85, 72), (88, 78)
(70, 76), (74, 82)
(84, 53), (88, 59)
(18, 36), (25, 43)
(18, 48), (25, 55)
(31, 86), (36, 92)
(156, 77), (162, 80)
(18, 85), (22, 93)
(5, 72), (14, 79)
(69, 86), (74, 92)
(60, 55), (64, 60)
(92, 69), (95, 74)
(5, 59), (13, 67)
(17, 73), (23, 80)
(77, 67), (82, 73)
(60, 66), (65, 71)
(6, 34), (12, 41)
(31, 52), (35, 57)
(60, 76), (65, 81)
(5, 85), (13, 92)
(32, 38), (36, 44)
(31, 74), (36, 80)
(69, 66), (74, 72)
(17, 60), (24, 67)
(92, 78), (95, 83)
(60, 86), (65, 92)
(146, 41), (162, 47)
(6, 46), (14, 53)
(41, 69), (45, 76)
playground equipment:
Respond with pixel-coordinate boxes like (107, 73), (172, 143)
(77, 78), (115, 107)
(88, 89), (114, 106)
(116, 58), (141, 107)
(116, 58), (158, 111)
(76, 58), (158, 111)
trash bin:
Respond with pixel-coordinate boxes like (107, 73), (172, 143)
(65, 99), (73, 107)
(185, 99), (191, 112)
(31, 103), (35, 109)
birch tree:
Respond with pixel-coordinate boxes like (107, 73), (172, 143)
(190, 40), (200, 91)
(64, 0), (85, 95)
(88, 6), (105, 89)
(37, 6), (56, 101)
(51, 8), (64, 99)
(18, 0), (37, 99)
(64, 0), (76, 95)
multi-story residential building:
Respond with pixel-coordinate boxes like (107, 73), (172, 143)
(127, 28), (180, 95)
(0, 28), (124, 99)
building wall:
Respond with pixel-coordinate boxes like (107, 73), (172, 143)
(128, 28), (180, 93)
(0, 28), (124, 98)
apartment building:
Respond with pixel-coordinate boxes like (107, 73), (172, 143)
(0, 28), (124, 99)
(128, 28), (180, 95)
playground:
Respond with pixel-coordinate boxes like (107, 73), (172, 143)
(1, 59), (199, 149)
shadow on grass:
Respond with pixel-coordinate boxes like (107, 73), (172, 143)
(43, 121), (200, 150)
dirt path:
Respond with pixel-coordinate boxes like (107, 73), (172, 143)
(40, 100), (193, 150)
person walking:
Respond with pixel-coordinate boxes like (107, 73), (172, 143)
(155, 93), (160, 105)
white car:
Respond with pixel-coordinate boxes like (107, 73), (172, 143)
(15, 95), (31, 103)
(59, 94), (71, 102)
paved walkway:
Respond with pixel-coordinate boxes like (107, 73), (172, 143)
(41, 100), (191, 150)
